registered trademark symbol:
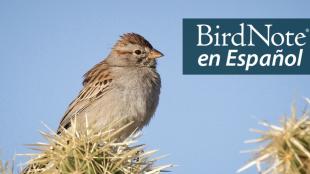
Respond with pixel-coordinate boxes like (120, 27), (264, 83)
(306, 28), (310, 32)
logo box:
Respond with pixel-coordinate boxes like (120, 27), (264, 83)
(183, 19), (310, 74)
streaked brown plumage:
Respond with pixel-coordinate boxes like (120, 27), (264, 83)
(57, 33), (163, 139)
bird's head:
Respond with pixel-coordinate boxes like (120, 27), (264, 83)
(107, 33), (163, 68)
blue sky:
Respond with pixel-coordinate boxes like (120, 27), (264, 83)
(0, 0), (310, 173)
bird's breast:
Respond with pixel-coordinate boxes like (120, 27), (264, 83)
(108, 67), (161, 128)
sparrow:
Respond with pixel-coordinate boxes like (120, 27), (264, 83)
(57, 33), (163, 139)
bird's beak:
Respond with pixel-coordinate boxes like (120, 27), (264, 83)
(148, 49), (164, 59)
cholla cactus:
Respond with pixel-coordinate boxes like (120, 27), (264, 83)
(238, 99), (310, 174)
(21, 118), (172, 174)
(0, 161), (13, 174)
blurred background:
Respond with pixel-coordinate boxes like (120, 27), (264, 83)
(0, 0), (310, 173)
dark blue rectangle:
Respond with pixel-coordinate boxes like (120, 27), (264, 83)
(183, 19), (310, 74)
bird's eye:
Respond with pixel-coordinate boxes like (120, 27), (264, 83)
(134, 50), (142, 55)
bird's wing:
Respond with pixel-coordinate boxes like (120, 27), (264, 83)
(57, 61), (112, 133)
